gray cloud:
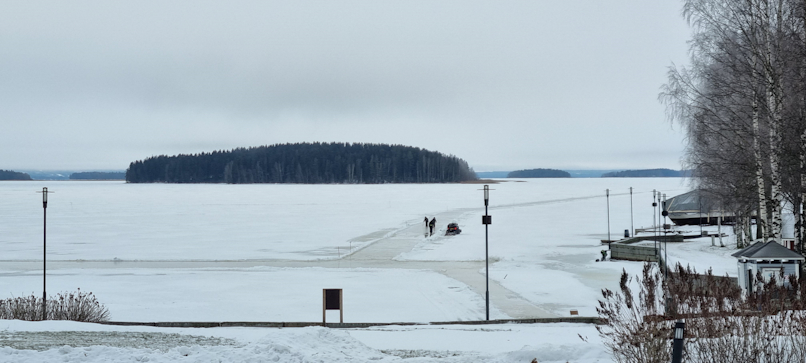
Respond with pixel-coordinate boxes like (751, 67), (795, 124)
(0, 0), (690, 171)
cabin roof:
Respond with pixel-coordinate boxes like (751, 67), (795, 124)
(732, 241), (805, 260)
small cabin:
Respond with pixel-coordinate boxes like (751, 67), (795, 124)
(732, 241), (804, 294)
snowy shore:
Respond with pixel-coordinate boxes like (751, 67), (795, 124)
(1, 178), (734, 361)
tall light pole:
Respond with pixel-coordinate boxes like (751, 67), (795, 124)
(482, 185), (492, 321)
(652, 190), (658, 260)
(657, 191), (664, 276)
(606, 189), (611, 241)
(37, 187), (52, 320)
(662, 193), (668, 279)
(629, 187), (634, 237)
(657, 191), (662, 236)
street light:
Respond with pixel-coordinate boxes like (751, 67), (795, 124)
(37, 187), (52, 320)
(671, 320), (686, 363)
(605, 189), (611, 241)
(662, 193), (669, 279)
(629, 187), (634, 237)
(652, 190), (658, 260)
(657, 191), (662, 238)
(482, 185), (492, 321)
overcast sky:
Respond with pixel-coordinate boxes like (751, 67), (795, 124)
(1, 1), (692, 172)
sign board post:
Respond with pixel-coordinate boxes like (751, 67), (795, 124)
(322, 288), (343, 324)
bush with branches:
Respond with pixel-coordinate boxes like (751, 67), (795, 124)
(596, 263), (674, 363)
(0, 288), (110, 322)
(598, 263), (806, 362)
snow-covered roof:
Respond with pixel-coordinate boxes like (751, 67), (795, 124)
(665, 190), (718, 213)
(732, 241), (805, 260)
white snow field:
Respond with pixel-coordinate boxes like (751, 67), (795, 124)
(0, 178), (732, 362)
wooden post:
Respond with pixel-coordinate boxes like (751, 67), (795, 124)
(322, 290), (326, 325)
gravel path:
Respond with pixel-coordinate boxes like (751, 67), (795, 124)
(0, 331), (238, 351)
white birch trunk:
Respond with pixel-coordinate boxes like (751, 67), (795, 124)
(800, 0), (806, 252)
(744, 0), (771, 241)
(752, 83), (770, 241)
(762, 0), (784, 242)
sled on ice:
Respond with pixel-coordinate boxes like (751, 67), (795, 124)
(445, 223), (461, 236)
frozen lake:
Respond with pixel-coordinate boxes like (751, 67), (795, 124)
(0, 178), (697, 323)
(1, 179), (688, 261)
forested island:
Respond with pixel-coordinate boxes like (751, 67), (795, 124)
(507, 168), (570, 178)
(70, 172), (126, 180)
(0, 169), (32, 180)
(601, 169), (688, 177)
(126, 142), (477, 184)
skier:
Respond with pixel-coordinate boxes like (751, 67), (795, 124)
(429, 217), (436, 236)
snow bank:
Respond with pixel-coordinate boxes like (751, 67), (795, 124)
(0, 320), (609, 363)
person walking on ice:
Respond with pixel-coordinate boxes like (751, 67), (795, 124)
(429, 217), (436, 236)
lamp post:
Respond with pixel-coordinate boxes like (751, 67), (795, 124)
(606, 189), (611, 241)
(629, 187), (634, 238)
(38, 187), (51, 320)
(657, 191), (667, 278)
(482, 185), (492, 321)
(652, 190), (658, 259)
(657, 191), (662, 238)
(671, 320), (686, 363)
(662, 193), (669, 279)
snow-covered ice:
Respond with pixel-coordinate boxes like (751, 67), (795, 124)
(0, 266), (497, 322)
(0, 177), (737, 362)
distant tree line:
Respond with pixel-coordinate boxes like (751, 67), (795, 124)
(126, 142), (477, 184)
(507, 168), (570, 178)
(601, 169), (689, 178)
(475, 171), (510, 178)
(0, 169), (32, 180)
(70, 172), (126, 180)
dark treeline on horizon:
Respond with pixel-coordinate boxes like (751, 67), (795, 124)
(507, 168), (570, 178)
(126, 142), (477, 184)
(70, 172), (126, 180)
(0, 169), (32, 180)
(601, 169), (690, 178)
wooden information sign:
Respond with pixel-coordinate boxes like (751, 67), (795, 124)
(322, 288), (343, 324)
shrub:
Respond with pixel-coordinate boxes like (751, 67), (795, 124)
(597, 263), (806, 362)
(596, 264), (673, 363)
(0, 288), (110, 322)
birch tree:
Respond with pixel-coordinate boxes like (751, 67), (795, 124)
(662, 0), (806, 245)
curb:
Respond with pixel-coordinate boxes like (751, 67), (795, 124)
(101, 317), (602, 329)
